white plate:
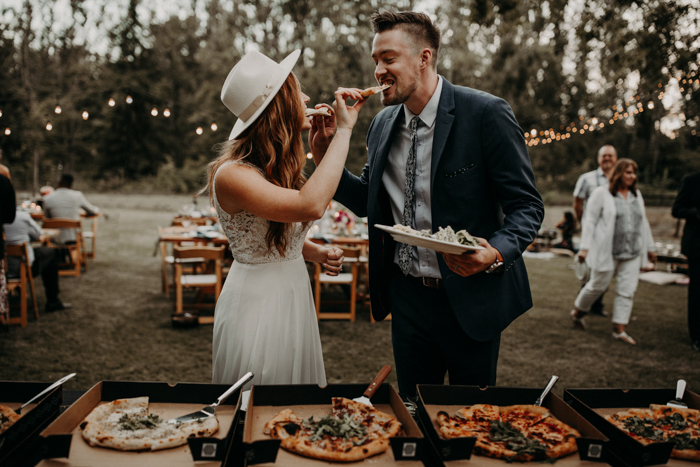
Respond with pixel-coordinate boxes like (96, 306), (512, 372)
(375, 224), (484, 255)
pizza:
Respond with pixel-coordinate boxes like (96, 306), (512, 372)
(0, 405), (21, 434)
(305, 107), (332, 117)
(80, 397), (218, 451)
(606, 404), (700, 461)
(359, 84), (390, 97)
(263, 397), (402, 462)
(436, 404), (580, 462)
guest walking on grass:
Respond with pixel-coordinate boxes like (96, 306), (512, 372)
(570, 159), (656, 345)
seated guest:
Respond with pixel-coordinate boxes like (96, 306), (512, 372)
(553, 211), (576, 251)
(43, 174), (99, 244)
(4, 210), (71, 313)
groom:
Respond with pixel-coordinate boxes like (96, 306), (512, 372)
(311, 11), (544, 397)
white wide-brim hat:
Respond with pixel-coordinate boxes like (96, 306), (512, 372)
(221, 49), (301, 141)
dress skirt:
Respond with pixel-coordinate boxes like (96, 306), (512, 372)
(212, 256), (327, 388)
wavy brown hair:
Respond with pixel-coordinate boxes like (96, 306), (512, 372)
(203, 72), (307, 256)
(609, 158), (638, 196)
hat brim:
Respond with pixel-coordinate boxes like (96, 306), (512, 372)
(228, 49), (301, 141)
(573, 257), (590, 282)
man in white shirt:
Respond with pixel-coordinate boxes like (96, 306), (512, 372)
(572, 145), (618, 317)
(43, 174), (99, 244)
(4, 210), (70, 313)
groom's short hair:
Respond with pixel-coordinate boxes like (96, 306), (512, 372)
(370, 11), (440, 68)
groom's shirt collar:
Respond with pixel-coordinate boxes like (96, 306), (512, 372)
(402, 76), (443, 129)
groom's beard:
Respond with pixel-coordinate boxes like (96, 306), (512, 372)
(380, 71), (420, 107)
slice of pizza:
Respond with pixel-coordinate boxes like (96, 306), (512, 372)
(305, 107), (332, 117)
(606, 409), (663, 445)
(498, 404), (550, 432)
(436, 410), (482, 440)
(525, 416), (580, 459)
(331, 397), (402, 439)
(0, 405), (22, 434)
(359, 84), (390, 98)
(650, 405), (700, 461)
(455, 404), (500, 432)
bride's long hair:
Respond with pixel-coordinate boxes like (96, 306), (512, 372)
(203, 72), (307, 256)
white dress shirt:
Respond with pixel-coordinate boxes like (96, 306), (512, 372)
(381, 76), (443, 278)
(43, 187), (99, 243)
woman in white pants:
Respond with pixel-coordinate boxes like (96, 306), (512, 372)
(570, 159), (656, 344)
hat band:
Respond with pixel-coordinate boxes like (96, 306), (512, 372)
(238, 69), (284, 122)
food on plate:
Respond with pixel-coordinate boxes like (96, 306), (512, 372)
(264, 397), (402, 462)
(393, 224), (481, 248)
(436, 404), (580, 462)
(0, 405), (21, 434)
(606, 405), (700, 461)
(359, 84), (391, 97)
(305, 107), (332, 117)
(80, 397), (218, 451)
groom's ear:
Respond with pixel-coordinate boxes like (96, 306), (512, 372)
(419, 48), (432, 69)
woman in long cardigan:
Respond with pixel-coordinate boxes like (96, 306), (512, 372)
(570, 159), (656, 345)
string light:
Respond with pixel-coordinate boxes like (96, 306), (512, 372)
(55, 105), (61, 114)
(151, 107), (158, 116)
(108, 98), (115, 106)
(196, 126), (203, 135)
(46, 121), (53, 131)
(82, 111), (89, 120)
(210, 123), (217, 131)
(648, 101), (654, 109)
(4, 128), (9, 135)
(306, 152), (313, 159)
(163, 108), (171, 117)
(0, 110), (2, 117)
(125, 95), (133, 104)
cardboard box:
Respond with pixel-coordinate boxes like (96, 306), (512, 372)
(37, 380), (242, 466)
(416, 385), (610, 466)
(565, 388), (700, 467)
(242, 383), (425, 466)
(0, 381), (62, 465)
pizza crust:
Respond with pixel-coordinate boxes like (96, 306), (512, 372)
(0, 405), (22, 434)
(305, 107), (332, 117)
(359, 84), (390, 97)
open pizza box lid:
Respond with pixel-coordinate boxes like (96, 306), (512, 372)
(36, 380), (243, 466)
(242, 383), (425, 466)
(565, 388), (700, 467)
(416, 384), (610, 465)
(0, 381), (63, 466)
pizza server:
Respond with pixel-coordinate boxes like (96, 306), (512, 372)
(18, 373), (76, 414)
(667, 379), (688, 408)
(167, 372), (253, 424)
(353, 365), (392, 406)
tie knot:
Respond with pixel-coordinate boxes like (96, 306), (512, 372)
(411, 116), (420, 131)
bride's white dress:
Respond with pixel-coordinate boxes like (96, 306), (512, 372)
(211, 162), (327, 387)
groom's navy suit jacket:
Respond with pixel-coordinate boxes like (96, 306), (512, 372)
(334, 78), (544, 342)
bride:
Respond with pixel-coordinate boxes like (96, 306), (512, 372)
(204, 49), (367, 387)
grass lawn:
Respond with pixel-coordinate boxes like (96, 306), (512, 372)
(1, 193), (698, 397)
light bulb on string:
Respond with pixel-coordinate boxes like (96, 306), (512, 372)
(55, 105), (61, 114)
(306, 152), (313, 159)
(163, 108), (171, 117)
(0, 109), (3, 117)
(82, 111), (89, 120)
(530, 129), (536, 137)
(211, 123), (218, 131)
(591, 118), (598, 125)
(196, 126), (203, 135)
(46, 121), (53, 131)
(108, 98), (115, 107)
(151, 107), (158, 116)
(126, 95), (133, 104)
(648, 101), (654, 109)
(4, 128), (9, 136)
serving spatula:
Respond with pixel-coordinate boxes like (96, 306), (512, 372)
(19, 373), (76, 414)
(166, 372), (253, 424)
(667, 379), (688, 408)
(534, 375), (559, 407)
(353, 365), (392, 407)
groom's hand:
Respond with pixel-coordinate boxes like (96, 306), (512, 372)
(309, 104), (336, 165)
(442, 238), (501, 277)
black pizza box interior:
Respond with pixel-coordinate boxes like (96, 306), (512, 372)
(565, 388), (700, 467)
(0, 380), (62, 464)
(242, 383), (425, 466)
(36, 380), (242, 467)
(416, 384), (610, 466)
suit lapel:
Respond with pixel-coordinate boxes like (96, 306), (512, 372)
(430, 79), (455, 191)
(369, 106), (402, 205)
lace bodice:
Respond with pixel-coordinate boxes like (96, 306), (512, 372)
(213, 162), (309, 264)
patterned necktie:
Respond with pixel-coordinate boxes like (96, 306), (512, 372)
(399, 116), (420, 276)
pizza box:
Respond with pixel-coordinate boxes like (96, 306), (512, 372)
(36, 380), (242, 467)
(241, 383), (425, 466)
(0, 380), (63, 466)
(565, 388), (700, 467)
(416, 384), (610, 465)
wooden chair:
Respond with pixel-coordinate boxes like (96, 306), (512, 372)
(313, 246), (362, 321)
(173, 244), (226, 324)
(5, 243), (39, 327)
(42, 218), (85, 276)
(81, 216), (99, 260)
(158, 228), (208, 296)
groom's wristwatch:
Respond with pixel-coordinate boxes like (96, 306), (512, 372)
(485, 249), (504, 274)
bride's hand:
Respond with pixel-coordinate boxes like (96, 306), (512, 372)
(333, 88), (367, 131)
(309, 105), (335, 163)
(321, 246), (344, 276)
